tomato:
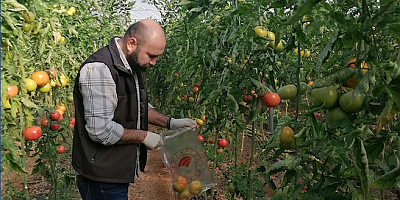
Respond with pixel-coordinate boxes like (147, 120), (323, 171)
(326, 107), (349, 124)
(40, 118), (49, 127)
(56, 76), (67, 87)
(208, 137), (215, 144)
(177, 188), (191, 200)
(2, 99), (11, 109)
(57, 145), (65, 154)
(50, 80), (57, 87)
(300, 82), (308, 94)
(69, 6), (76, 14)
(201, 115), (205, 121)
(267, 31), (275, 41)
(217, 139), (228, 147)
(49, 69), (56, 79)
(31, 71), (50, 86)
(50, 123), (60, 131)
(70, 123), (74, 129)
(261, 92), (281, 107)
(66, 10), (73, 16)
(254, 26), (268, 37)
(273, 40), (283, 52)
(188, 180), (203, 195)
(25, 126), (42, 140)
(217, 148), (224, 154)
(196, 119), (203, 126)
(339, 91), (366, 113)
(305, 49), (311, 58)
(282, 139), (296, 149)
(57, 104), (67, 112)
(195, 83), (201, 88)
(188, 97), (195, 103)
(22, 11), (35, 23)
(173, 176), (187, 193)
(277, 85), (297, 100)
(7, 85), (18, 99)
(206, 26), (215, 36)
(308, 81), (313, 85)
(38, 83), (51, 93)
(314, 113), (321, 118)
(198, 135), (204, 142)
(50, 110), (61, 121)
(67, 95), (74, 103)
(25, 78), (37, 92)
(192, 87), (199, 94)
(345, 58), (369, 88)
(176, 96), (182, 102)
(311, 86), (338, 109)
(56, 108), (64, 115)
(22, 22), (32, 32)
(280, 126), (293, 143)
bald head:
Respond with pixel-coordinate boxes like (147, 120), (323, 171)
(123, 19), (165, 46)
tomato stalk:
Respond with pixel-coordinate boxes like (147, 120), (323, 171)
(210, 128), (219, 200)
(20, 104), (30, 200)
(247, 120), (257, 199)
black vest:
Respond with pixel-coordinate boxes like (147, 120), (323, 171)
(72, 37), (148, 183)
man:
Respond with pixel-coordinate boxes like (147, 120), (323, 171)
(72, 19), (197, 200)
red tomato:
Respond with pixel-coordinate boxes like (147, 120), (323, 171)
(217, 139), (228, 147)
(70, 123), (74, 129)
(70, 117), (75, 125)
(57, 145), (65, 154)
(314, 113), (321, 118)
(195, 83), (201, 88)
(208, 137), (215, 144)
(50, 110), (61, 121)
(49, 69), (56, 79)
(40, 118), (49, 127)
(25, 126), (42, 140)
(243, 94), (249, 102)
(50, 123), (60, 131)
(192, 87), (199, 94)
(293, 110), (296, 115)
(198, 135), (204, 142)
(261, 92), (281, 107)
(247, 95), (253, 101)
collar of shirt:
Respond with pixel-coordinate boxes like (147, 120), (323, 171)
(114, 37), (132, 73)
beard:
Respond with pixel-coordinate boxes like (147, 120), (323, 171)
(127, 47), (147, 73)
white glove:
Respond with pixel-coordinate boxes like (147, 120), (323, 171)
(169, 118), (197, 130)
(142, 132), (163, 150)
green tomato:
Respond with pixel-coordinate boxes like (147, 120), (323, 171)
(22, 11), (35, 23)
(25, 78), (37, 92)
(311, 86), (338, 109)
(300, 82), (308, 94)
(67, 95), (74, 103)
(326, 107), (349, 124)
(277, 84), (297, 100)
(38, 83), (51, 93)
(339, 91), (366, 113)
(22, 22), (32, 32)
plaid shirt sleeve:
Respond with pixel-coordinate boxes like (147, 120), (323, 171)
(79, 62), (124, 146)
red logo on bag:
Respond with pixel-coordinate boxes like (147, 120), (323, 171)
(178, 156), (192, 167)
(170, 148), (202, 183)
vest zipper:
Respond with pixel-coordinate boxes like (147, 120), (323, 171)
(90, 148), (99, 163)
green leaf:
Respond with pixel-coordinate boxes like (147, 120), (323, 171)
(177, 0), (193, 6)
(365, 137), (385, 163)
(352, 137), (369, 199)
(312, 68), (355, 88)
(370, 163), (400, 189)
(21, 97), (39, 109)
(4, 0), (27, 11)
(190, 7), (202, 12)
(267, 156), (302, 176)
(315, 29), (339, 73)
(284, 0), (323, 25)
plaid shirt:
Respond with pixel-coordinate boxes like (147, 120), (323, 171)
(79, 38), (153, 146)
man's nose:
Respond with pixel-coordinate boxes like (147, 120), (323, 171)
(149, 58), (157, 66)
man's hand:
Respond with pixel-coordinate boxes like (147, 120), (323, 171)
(169, 118), (197, 130)
(142, 132), (163, 150)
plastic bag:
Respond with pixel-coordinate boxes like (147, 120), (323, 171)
(158, 128), (215, 199)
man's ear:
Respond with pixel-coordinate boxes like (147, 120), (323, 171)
(127, 37), (138, 52)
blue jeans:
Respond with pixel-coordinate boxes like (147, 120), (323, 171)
(76, 175), (129, 200)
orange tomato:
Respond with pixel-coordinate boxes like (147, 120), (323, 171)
(31, 71), (50, 86)
(7, 85), (18, 99)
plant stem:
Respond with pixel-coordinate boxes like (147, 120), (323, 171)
(20, 104), (30, 200)
(248, 120), (257, 199)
